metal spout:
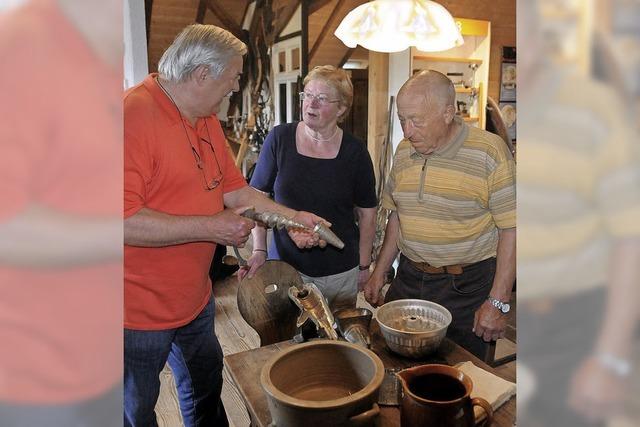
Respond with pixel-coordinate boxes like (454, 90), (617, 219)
(288, 283), (338, 340)
(313, 223), (345, 250)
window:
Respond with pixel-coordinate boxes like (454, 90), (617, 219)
(272, 37), (302, 125)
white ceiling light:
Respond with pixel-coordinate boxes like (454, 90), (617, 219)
(334, 0), (463, 53)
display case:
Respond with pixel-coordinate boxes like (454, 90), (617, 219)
(411, 18), (491, 129)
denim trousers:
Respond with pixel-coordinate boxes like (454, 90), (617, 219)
(124, 297), (227, 427)
(519, 288), (604, 426)
(0, 384), (121, 427)
(385, 254), (497, 358)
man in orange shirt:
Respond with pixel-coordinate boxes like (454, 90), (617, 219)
(0, 0), (122, 426)
(124, 24), (325, 427)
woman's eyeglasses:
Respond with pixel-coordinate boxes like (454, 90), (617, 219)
(299, 92), (340, 106)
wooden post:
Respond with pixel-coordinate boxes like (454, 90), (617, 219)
(367, 51), (389, 185)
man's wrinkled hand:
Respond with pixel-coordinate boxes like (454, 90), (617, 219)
(209, 207), (255, 247)
(472, 301), (507, 342)
(568, 356), (627, 422)
(364, 272), (385, 307)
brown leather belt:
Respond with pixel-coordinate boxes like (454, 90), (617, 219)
(405, 257), (472, 275)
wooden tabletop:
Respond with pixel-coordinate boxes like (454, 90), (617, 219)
(224, 322), (515, 426)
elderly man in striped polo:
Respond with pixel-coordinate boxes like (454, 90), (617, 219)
(364, 70), (516, 358)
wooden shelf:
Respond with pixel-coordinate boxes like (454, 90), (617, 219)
(410, 18), (490, 130)
(413, 55), (483, 65)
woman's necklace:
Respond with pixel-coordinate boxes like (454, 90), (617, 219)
(304, 123), (339, 143)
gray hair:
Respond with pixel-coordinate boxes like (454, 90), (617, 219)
(158, 24), (247, 82)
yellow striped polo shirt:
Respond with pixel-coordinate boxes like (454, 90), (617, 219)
(517, 69), (640, 300)
(382, 119), (516, 267)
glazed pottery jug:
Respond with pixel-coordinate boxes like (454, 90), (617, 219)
(397, 364), (493, 427)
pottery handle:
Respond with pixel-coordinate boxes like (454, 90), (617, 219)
(349, 403), (380, 426)
(472, 397), (494, 426)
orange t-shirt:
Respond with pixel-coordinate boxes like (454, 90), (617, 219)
(124, 74), (247, 330)
(0, 0), (122, 403)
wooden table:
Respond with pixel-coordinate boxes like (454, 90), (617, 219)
(225, 322), (515, 426)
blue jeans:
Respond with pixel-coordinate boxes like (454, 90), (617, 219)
(385, 255), (496, 358)
(124, 297), (227, 427)
(0, 384), (121, 427)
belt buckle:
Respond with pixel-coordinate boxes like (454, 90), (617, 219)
(445, 265), (463, 275)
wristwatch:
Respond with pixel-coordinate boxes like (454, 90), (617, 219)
(487, 296), (510, 314)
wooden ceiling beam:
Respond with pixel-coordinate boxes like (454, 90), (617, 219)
(273, 0), (300, 38)
(308, 0), (333, 15)
(206, 0), (243, 38)
(195, 0), (208, 23)
(144, 0), (154, 44)
(337, 47), (354, 68)
(309, 0), (345, 61)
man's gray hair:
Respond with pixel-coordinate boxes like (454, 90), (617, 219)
(158, 24), (247, 82)
(399, 70), (455, 112)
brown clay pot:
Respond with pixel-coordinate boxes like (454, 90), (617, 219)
(397, 364), (493, 427)
(260, 340), (385, 427)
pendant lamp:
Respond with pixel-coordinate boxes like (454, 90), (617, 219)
(334, 0), (464, 53)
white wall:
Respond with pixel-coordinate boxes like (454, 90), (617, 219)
(280, 4), (301, 37)
(388, 49), (411, 152)
(124, 0), (149, 89)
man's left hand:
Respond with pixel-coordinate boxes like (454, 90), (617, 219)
(473, 301), (507, 342)
(568, 356), (627, 422)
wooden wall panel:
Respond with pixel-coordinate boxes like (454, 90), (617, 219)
(367, 52), (389, 185)
(437, 0), (516, 101)
(307, 0), (337, 55)
(308, 0), (369, 69)
(148, 0), (200, 72)
(147, 0), (249, 73)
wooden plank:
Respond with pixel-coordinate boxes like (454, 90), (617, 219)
(195, 0), (208, 23)
(144, 0), (154, 44)
(337, 47), (354, 68)
(276, 30), (302, 43)
(413, 55), (483, 64)
(308, 0), (345, 61)
(367, 51), (389, 186)
(455, 17), (490, 36)
(301, 0), (309, 77)
(273, 0), (300, 37)
(206, 0), (243, 38)
(308, 0), (333, 15)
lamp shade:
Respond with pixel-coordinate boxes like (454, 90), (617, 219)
(334, 0), (464, 53)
